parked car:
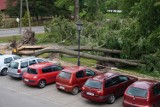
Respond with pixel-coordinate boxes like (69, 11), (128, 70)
(0, 54), (21, 76)
(8, 57), (47, 78)
(56, 66), (100, 95)
(123, 80), (160, 107)
(23, 62), (64, 88)
(81, 72), (138, 104)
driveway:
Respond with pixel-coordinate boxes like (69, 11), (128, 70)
(0, 76), (123, 107)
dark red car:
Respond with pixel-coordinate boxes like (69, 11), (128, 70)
(81, 72), (138, 104)
(123, 80), (160, 107)
(23, 62), (64, 88)
(56, 66), (100, 95)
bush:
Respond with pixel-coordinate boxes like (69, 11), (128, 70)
(0, 18), (17, 28)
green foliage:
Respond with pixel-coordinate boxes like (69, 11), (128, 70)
(42, 17), (122, 49)
(43, 17), (76, 45)
(141, 54), (160, 72)
(6, 0), (56, 18)
(22, 11), (30, 26)
(0, 18), (17, 28)
(120, 0), (160, 72)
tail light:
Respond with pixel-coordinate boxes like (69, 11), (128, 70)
(17, 69), (21, 73)
(82, 87), (85, 90)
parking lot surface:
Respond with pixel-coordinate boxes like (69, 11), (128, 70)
(0, 76), (123, 107)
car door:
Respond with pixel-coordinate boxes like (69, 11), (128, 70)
(41, 66), (54, 83)
(20, 61), (29, 74)
(4, 57), (13, 66)
(152, 83), (160, 106)
(116, 75), (130, 96)
(51, 65), (63, 82)
(76, 70), (87, 88)
(104, 76), (120, 98)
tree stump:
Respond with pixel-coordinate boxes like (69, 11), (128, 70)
(21, 28), (37, 45)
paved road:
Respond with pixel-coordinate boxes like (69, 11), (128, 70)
(0, 26), (44, 37)
(0, 76), (123, 107)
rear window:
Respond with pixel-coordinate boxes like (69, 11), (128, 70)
(59, 71), (71, 79)
(10, 62), (19, 69)
(27, 68), (38, 74)
(85, 79), (102, 89)
(21, 62), (28, 68)
(127, 87), (147, 98)
(37, 59), (46, 63)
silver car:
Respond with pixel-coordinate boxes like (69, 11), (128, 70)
(8, 57), (47, 78)
(0, 54), (21, 76)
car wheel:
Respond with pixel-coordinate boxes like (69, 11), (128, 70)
(38, 80), (46, 88)
(1, 68), (8, 76)
(71, 87), (79, 95)
(152, 104), (156, 107)
(107, 94), (116, 104)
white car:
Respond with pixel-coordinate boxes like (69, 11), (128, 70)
(0, 55), (21, 76)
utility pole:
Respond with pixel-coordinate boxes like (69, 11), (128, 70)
(20, 0), (23, 34)
(26, 0), (32, 30)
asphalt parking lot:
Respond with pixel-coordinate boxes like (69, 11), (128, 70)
(0, 76), (123, 107)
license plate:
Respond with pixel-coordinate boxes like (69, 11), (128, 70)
(24, 79), (29, 82)
(59, 86), (65, 90)
(86, 92), (94, 96)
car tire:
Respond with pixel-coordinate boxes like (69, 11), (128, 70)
(107, 94), (116, 104)
(152, 104), (156, 107)
(1, 68), (8, 76)
(71, 87), (79, 95)
(38, 80), (46, 88)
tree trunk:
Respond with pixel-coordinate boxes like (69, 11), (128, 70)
(74, 0), (79, 21)
(64, 46), (122, 54)
(17, 47), (142, 66)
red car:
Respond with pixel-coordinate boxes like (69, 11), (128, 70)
(56, 66), (100, 95)
(81, 72), (138, 104)
(123, 80), (160, 107)
(23, 62), (64, 88)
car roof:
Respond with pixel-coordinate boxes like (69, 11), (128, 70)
(0, 54), (18, 59)
(62, 66), (86, 73)
(130, 80), (158, 89)
(12, 57), (38, 62)
(92, 72), (119, 82)
(29, 62), (56, 69)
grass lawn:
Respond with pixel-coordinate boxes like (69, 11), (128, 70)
(60, 57), (97, 67)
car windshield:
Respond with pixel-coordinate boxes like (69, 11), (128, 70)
(59, 71), (71, 79)
(10, 62), (19, 69)
(127, 87), (147, 98)
(27, 68), (38, 74)
(84, 79), (102, 89)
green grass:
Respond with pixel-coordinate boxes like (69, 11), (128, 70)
(0, 35), (21, 43)
(0, 33), (47, 43)
(60, 57), (97, 67)
(115, 67), (160, 80)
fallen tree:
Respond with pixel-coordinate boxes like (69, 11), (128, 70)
(17, 47), (142, 67)
(64, 46), (122, 54)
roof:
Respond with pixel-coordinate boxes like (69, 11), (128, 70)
(29, 62), (55, 69)
(92, 72), (118, 82)
(62, 66), (86, 73)
(0, 54), (18, 59)
(13, 57), (36, 62)
(0, 0), (7, 10)
(131, 80), (158, 89)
